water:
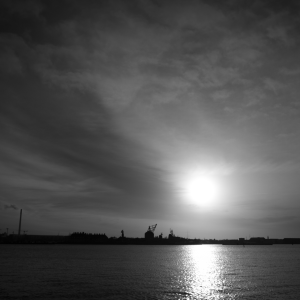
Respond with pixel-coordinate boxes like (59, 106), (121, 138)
(1, 244), (300, 299)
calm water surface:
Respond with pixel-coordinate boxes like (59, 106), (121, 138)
(1, 244), (300, 299)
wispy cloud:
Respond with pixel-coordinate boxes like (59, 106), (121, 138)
(4, 204), (18, 210)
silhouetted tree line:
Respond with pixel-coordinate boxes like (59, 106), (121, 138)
(70, 232), (108, 238)
(69, 232), (108, 244)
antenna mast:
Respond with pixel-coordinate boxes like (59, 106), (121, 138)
(18, 209), (22, 236)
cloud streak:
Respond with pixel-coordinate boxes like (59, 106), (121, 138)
(4, 204), (18, 210)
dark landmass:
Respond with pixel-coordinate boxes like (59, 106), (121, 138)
(1, 232), (300, 245)
(3, 211), (298, 245)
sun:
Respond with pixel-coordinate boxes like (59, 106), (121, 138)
(185, 175), (218, 205)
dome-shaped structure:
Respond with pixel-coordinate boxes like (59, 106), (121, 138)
(145, 230), (154, 239)
(144, 224), (157, 239)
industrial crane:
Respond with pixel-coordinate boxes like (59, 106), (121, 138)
(145, 224), (157, 239)
(147, 224), (157, 233)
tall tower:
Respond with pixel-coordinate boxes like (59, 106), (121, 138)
(18, 209), (22, 236)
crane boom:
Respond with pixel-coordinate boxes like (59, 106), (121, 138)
(148, 224), (157, 233)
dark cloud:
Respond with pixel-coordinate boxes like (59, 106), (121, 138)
(0, 70), (173, 216)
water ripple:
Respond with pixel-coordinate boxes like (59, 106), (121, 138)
(1, 244), (300, 299)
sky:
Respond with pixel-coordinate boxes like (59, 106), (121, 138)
(1, 0), (300, 239)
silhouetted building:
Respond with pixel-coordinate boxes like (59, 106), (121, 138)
(145, 224), (157, 239)
(145, 230), (154, 239)
(249, 237), (265, 242)
(168, 229), (175, 239)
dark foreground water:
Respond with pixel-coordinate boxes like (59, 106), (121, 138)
(1, 244), (300, 299)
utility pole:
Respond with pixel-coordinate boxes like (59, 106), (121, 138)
(18, 209), (22, 236)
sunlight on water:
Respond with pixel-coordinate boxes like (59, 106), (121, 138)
(1, 245), (300, 299)
(182, 245), (234, 299)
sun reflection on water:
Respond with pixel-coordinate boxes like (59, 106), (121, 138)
(183, 245), (230, 299)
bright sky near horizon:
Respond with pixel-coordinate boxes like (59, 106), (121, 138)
(1, 0), (300, 239)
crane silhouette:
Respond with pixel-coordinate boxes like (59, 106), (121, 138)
(147, 224), (157, 233)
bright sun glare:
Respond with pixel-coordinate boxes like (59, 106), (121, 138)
(186, 175), (218, 205)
